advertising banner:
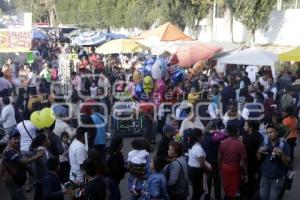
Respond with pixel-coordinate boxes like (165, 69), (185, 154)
(0, 29), (32, 53)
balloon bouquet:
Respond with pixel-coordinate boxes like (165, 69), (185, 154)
(132, 54), (186, 105)
(30, 107), (56, 129)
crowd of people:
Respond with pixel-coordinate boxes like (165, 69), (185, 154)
(0, 39), (299, 200)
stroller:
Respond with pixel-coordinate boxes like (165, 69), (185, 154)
(112, 101), (143, 136)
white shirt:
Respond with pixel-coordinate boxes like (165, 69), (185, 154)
(208, 103), (218, 119)
(0, 77), (12, 91)
(59, 142), (69, 163)
(241, 107), (250, 120)
(90, 86), (98, 98)
(188, 143), (206, 168)
(28, 72), (37, 87)
(98, 76), (111, 92)
(179, 117), (205, 136)
(127, 149), (149, 164)
(69, 139), (87, 183)
(246, 65), (258, 83)
(259, 77), (269, 91)
(17, 120), (37, 152)
(53, 119), (74, 138)
(1, 104), (16, 128)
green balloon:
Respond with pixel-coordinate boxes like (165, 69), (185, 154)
(40, 108), (56, 128)
(30, 111), (45, 129)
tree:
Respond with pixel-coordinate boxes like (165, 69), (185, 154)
(183, 0), (212, 38)
(230, 0), (277, 43)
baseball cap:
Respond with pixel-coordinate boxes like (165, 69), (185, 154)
(163, 124), (176, 134)
(9, 128), (21, 139)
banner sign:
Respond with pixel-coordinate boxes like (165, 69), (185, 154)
(0, 29), (31, 53)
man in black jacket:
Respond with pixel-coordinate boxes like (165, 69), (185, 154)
(83, 159), (106, 200)
(42, 157), (65, 200)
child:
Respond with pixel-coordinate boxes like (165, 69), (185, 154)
(58, 132), (70, 184)
(127, 138), (151, 200)
(142, 156), (169, 200)
(90, 81), (98, 98)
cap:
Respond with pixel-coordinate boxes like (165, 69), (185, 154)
(163, 124), (176, 134)
(9, 128), (20, 139)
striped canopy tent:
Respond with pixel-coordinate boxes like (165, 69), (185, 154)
(73, 31), (107, 46)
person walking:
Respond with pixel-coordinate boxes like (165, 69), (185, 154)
(218, 125), (248, 200)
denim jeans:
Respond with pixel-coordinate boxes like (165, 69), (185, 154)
(260, 175), (285, 200)
(5, 183), (27, 200)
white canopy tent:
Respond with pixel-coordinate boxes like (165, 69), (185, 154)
(217, 47), (278, 78)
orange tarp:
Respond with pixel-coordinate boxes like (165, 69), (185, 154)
(135, 22), (193, 41)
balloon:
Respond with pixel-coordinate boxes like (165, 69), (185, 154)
(192, 60), (205, 75)
(153, 79), (165, 105)
(40, 107), (56, 128)
(135, 83), (143, 99)
(154, 79), (165, 95)
(133, 70), (142, 83)
(143, 75), (153, 94)
(168, 54), (179, 66)
(172, 69), (184, 84)
(30, 111), (45, 129)
(144, 56), (156, 65)
(138, 65), (151, 76)
(151, 57), (168, 80)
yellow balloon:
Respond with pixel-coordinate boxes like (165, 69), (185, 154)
(40, 107), (56, 128)
(30, 111), (45, 129)
(143, 76), (153, 93)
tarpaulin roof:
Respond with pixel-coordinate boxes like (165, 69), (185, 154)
(135, 22), (193, 41)
(279, 46), (300, 62)
(217, 47), (278, 78)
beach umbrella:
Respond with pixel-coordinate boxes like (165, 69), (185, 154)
(74, 31), (107, 46)
(96, 39), (149, 54)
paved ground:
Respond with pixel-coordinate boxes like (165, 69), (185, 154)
(1, 136), (300, 200)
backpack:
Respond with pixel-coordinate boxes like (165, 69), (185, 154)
(51, 68), (58, 81)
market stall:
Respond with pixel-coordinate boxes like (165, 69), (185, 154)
(217, 47), (278, 78)
(134, 22), (193, 48)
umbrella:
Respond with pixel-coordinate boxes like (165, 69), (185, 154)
(32, 27), (48, 40)
(96, 39), (149, 54)
(152, 41), (222, 67)
(105, 33), (127, 40)
(74, 31), (107, 46)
